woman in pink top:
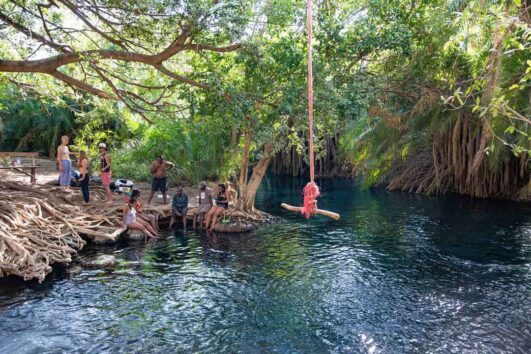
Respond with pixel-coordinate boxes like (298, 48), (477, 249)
(98, 143), (113, 203)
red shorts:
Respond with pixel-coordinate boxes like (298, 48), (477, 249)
(101, 172), (111, 186)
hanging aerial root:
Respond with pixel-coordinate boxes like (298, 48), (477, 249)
(386, 113), (527, 198)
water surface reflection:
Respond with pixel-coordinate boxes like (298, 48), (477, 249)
(0, 177), (530, 353)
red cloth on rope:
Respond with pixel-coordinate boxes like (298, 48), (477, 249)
(301, 0), (319, 218)
(302, 181), (320, 218)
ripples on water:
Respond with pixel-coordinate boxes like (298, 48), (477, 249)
(1, 177), (530, 353)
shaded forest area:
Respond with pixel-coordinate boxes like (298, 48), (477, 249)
(0, 0), (530, 204)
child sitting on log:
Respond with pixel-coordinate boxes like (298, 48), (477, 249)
(123, 197), (157, 239)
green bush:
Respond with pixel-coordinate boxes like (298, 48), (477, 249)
(110, 117), (240, 185)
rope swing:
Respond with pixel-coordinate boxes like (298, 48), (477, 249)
(281, 0), (340, 221)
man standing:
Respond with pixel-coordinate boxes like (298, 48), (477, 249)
(148, 155), (174, 204)
(98, 143), (113, 203)
(193, 182), (213, 230)
(170, 187), (189, 228)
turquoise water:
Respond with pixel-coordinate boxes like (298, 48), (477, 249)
(0, 177), (530, 353)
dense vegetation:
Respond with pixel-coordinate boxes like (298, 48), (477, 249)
(0, 0), (529, 206)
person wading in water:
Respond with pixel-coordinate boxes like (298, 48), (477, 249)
(147, 155), (174, 205)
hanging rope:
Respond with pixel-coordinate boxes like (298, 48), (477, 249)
(280, 0), (339, 220)
(301, 0), (320, 219)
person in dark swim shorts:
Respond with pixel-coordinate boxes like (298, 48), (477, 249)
(170, 187), (189, 228)
(152, 176), (167, 193)
(148, 155), (174, 205)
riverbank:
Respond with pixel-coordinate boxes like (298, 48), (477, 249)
(0, 181), (171, 281)
(0, 159), (276, 282)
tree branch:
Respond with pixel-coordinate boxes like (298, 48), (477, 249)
(0, 39), (240, 73)
(150, 26), (191, 64)
(0, 5), (244, 114)
(155, 64), (211, 90)
(48, 70), (116, 100)
(56, 0), (128, 50)
(0, 10), (69, 52)
(96, 67), (170, 90)
(181, 43), (242, 53)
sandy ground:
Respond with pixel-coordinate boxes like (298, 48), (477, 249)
(0, 157), (200, 207)
(0, 158), (58, 184)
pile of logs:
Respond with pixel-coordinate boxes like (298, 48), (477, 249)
(0, 181), (168, 282)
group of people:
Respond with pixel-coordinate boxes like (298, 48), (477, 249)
(124, 178), (234, 237)
(169, 181), (233, 231)
(56, 136), (113, 203)
(56, 136), (234, 238)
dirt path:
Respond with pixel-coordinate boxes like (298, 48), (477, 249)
(0, 157), (197, 206)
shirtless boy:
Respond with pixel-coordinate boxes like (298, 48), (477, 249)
(147, 155), (174, 204)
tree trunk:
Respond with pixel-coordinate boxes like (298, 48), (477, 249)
(230, 126), (239, 149)
(238, 127), (253, 195)
(237, 143), (272, 211)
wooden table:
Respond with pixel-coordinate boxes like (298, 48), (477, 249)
(0, 166), (41, 183)
(0, 152), (40, 183)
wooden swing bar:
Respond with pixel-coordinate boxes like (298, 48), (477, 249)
(281, 203), (341, 220)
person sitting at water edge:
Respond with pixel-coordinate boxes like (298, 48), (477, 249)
(123, 196), (156, 239)
(170, 187), (189, 228)
(98, 143), (113, 203)
(57, 135), (72, 189)
(193, 182), (213, 230)
(77, 150), (91, 203)
(148, 155), (174, 205)
(205, 183), (230, 231)
(130, 189), (159, 234)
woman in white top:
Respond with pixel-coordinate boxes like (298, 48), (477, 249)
(123, 197), (156, 239)
(57, 135), (72, 188)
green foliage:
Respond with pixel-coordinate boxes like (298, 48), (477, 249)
(112, 115), (239, 184)
(0, 80), (136, 158)
(0, 0), (528, 193)
(0, 84), (76, 155)
(337, 0), (530, 186)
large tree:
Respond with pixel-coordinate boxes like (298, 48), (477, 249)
(0, 0), (249, 120)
